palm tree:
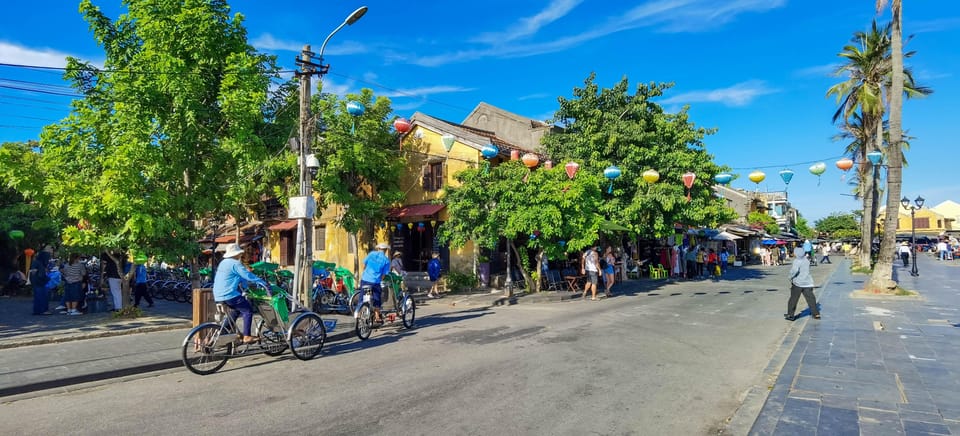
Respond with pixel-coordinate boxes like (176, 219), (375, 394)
(828, 21), (890, 268)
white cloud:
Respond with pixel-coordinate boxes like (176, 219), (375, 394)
(471, 0), (584, 44)
(406, 0), (786, 67)
(911, 17), (960, 33)
(378, 85), (474, 99)
(0, 41), (80, 68)
(252, 33), (368, 56)
(658, 80), (777, 107)
(793, 63), (841, 78)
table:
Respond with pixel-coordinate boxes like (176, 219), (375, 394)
(563, 275), (584, 293)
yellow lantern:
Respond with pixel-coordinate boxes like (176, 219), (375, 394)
(748, 170), (766, 184)
(642, 169), (660, 184)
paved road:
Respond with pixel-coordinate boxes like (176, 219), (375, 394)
(0, 261), (835, 435)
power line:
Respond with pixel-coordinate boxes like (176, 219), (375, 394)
(0, 83), (79, 97)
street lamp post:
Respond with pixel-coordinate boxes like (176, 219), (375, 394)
(292, 6), (367, 306)
(900, 195), (925, 277)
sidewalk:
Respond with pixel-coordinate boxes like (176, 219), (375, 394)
(741, 254), (960, 435)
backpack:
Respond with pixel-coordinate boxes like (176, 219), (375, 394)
(599, 257), (608, 269)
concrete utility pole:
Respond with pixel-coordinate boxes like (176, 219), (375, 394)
(292, 6), (368, 307)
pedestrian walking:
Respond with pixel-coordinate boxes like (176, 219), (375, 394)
(898, 241), (911, 266)
(102, 252), (123, 311)
(426, 252), (442, 298)
(785, 247), (820, 321)
(820, 243), (832, 264)
(581, 246), (600, 300)
(29, 248), (53, 315)
(60, 253), (86, 315)
(602, 246), (615, 297)
(133, 263), (154, 308)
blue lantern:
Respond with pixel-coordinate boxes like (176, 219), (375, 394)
(558, 240), (566, 247)
(779, 169), (794, 186)
(480, 144), (499, 174)
(346, 101), (364, 134)
(396, 223), (403, 231)
(867, 150), (882, 165)
(529, 234), (536, 240)
(603, 165), (621, 193)
(714, 173), (733, 198)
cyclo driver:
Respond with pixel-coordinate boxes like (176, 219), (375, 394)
(212, 243), (269, 344)
(359, 242), (392, 323)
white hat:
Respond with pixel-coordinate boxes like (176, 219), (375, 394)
(376, 242), (390, 250)
(222, 243), (244, 258)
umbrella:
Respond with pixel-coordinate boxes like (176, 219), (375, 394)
(712, 231), (742, 241)
(600, 220), (631, 232)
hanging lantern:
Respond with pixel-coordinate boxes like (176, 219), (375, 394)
(481, 144), (498, 174)
(836, 158), (854, 182)
(441, 134), (455, 152)
(558, 240), (566, 247)
(682, 171), (696, 201)
(529, 233), (536, 240)
(603, 165), (622, 193)
(866, 150), (882, 165)
(396, 223), (403, 231)
(24, 248), (35, 257)
(808, 162), (826, 186)
(642, 169), (660, 184)
(8, 229), (24, 240)
(564, 161), (580, 180)
(509, 149), (520, 161)
(134, 253), (149, 264)
(407, 222), (414, 229)
(543, 160), (553, 170)
(417, 222), (425, 233)
(533, 230), (541, 238)
(521, 153), (539, 169)
(713, 173), (733, 198)
(346, 101), (364, 135)
(748, 170), (766, 191)
(779, 169), (794, 187)
(393, 117), (411, 134)
(430, 220), (437, 227)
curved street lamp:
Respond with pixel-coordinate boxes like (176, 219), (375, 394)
(900, 195), (925, 277)
(292, 6), (369, 306)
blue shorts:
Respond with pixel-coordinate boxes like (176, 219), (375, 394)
(604, 265), (615, 275)
(359, 281), (382, 308)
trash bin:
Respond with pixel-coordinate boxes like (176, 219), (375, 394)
(192, 288), (215, 327)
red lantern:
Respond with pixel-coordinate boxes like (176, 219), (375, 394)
(393, 118), (411, 134)
(24, 248), (35, 257)
(682, 171), (696, 202)
(564, 161), (580, 180)
(510, 149), (520, 161)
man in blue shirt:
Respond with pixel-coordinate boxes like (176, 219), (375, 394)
(213, 244), (268, 344)
(360, 242), (391, 322)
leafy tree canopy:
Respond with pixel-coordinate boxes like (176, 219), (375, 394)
(747, 211), (780, 236)
(2, 0), (277, 261)
(815, 212), (861, 238)
(540, 74), (735, 237)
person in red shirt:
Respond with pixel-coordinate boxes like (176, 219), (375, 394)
(706, 249), (719, 279)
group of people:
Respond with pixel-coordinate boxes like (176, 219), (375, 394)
(578, 246), (617, 300)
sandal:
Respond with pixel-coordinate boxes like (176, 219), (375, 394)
(813, 314), (821, 320)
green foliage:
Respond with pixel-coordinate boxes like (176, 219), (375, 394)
(747, 211), (780, 235)
(794, 215), (815, 239)
(0, 178), (64, 259)
(439, 161), (604, 257)
(309, 87), (405, 248)
(444, 271), (478, 292)
(815, 212), (860, 238)
(0, 0), (278, 262)
(540, 74), (736, 238)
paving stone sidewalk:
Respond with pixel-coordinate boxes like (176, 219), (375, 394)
(748, 254), (960, 435)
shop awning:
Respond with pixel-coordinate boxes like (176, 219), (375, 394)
(388, 203), (445, 219)
(268, 220), (298, 231)
(599, 220), (631, 232)
(711, 231), (742, 241)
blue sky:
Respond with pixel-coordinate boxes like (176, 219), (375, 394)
(1, 0), (958, 223)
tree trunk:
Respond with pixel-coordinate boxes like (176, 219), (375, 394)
(507, 239), (532, 294)
(534, 249), (545, 293)
(867, 0), (904, 293)
(107, 252), (133, 310)
(859, 162), (876, 268)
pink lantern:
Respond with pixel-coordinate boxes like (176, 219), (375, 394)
(544, 160), (554, 169)
(564, 161), (580, 180)
(521, 153), (539, 169)
(510, 149), (520, 161)
(682, 171), (696, 202)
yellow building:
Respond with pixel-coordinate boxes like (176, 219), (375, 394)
(262, 103), (551, 278)
(878, 205), (953, 237)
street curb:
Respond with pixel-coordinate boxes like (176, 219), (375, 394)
(0, 321), (193, 350)
(0, 326), (356, 399)
(720, 262), (843, 435)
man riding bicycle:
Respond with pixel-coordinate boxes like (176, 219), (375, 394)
(360, 242), (392, 323)
(212, 243), (269, 344)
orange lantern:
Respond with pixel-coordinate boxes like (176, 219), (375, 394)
(24, 248), (35, 257)
(836, 157), (854, 181)
(521, 153), (539, 169)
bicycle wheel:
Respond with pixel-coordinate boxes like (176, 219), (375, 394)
(260, 327), (288, 357)
(175, 283), (190, 303)
(400, 295), (416, 329)
(349, 292), (360, 314)
(312, 290), (336, 313)
(355, 302), (373, 340)
(288, 312), (326, 360)
(181, 323), (232, 375)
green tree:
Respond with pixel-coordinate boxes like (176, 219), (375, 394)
(814, 212), (860, 239)
(309, 87), (405, 251)
(440, 161), (605, 292)
(1, 0), (276, 307)
(794, 214), (816, 240)
(747, 212), (779, 236)
(541, 74), (735, 238)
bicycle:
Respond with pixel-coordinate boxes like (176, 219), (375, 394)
(310, 261), (360, 314)
(354, 272), (416, 340)
(180, 284), (326, 375)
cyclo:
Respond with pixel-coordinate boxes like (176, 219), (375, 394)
(181, 283), (326, 375)
(310, 260), (361, 314)
(354, 272), (416, 340)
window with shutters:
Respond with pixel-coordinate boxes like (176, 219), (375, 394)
(915, 217), (930, 229)
(422, 162), (443, 192)
(314, 225), (326, 252)
(279, 231), (295, 266)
